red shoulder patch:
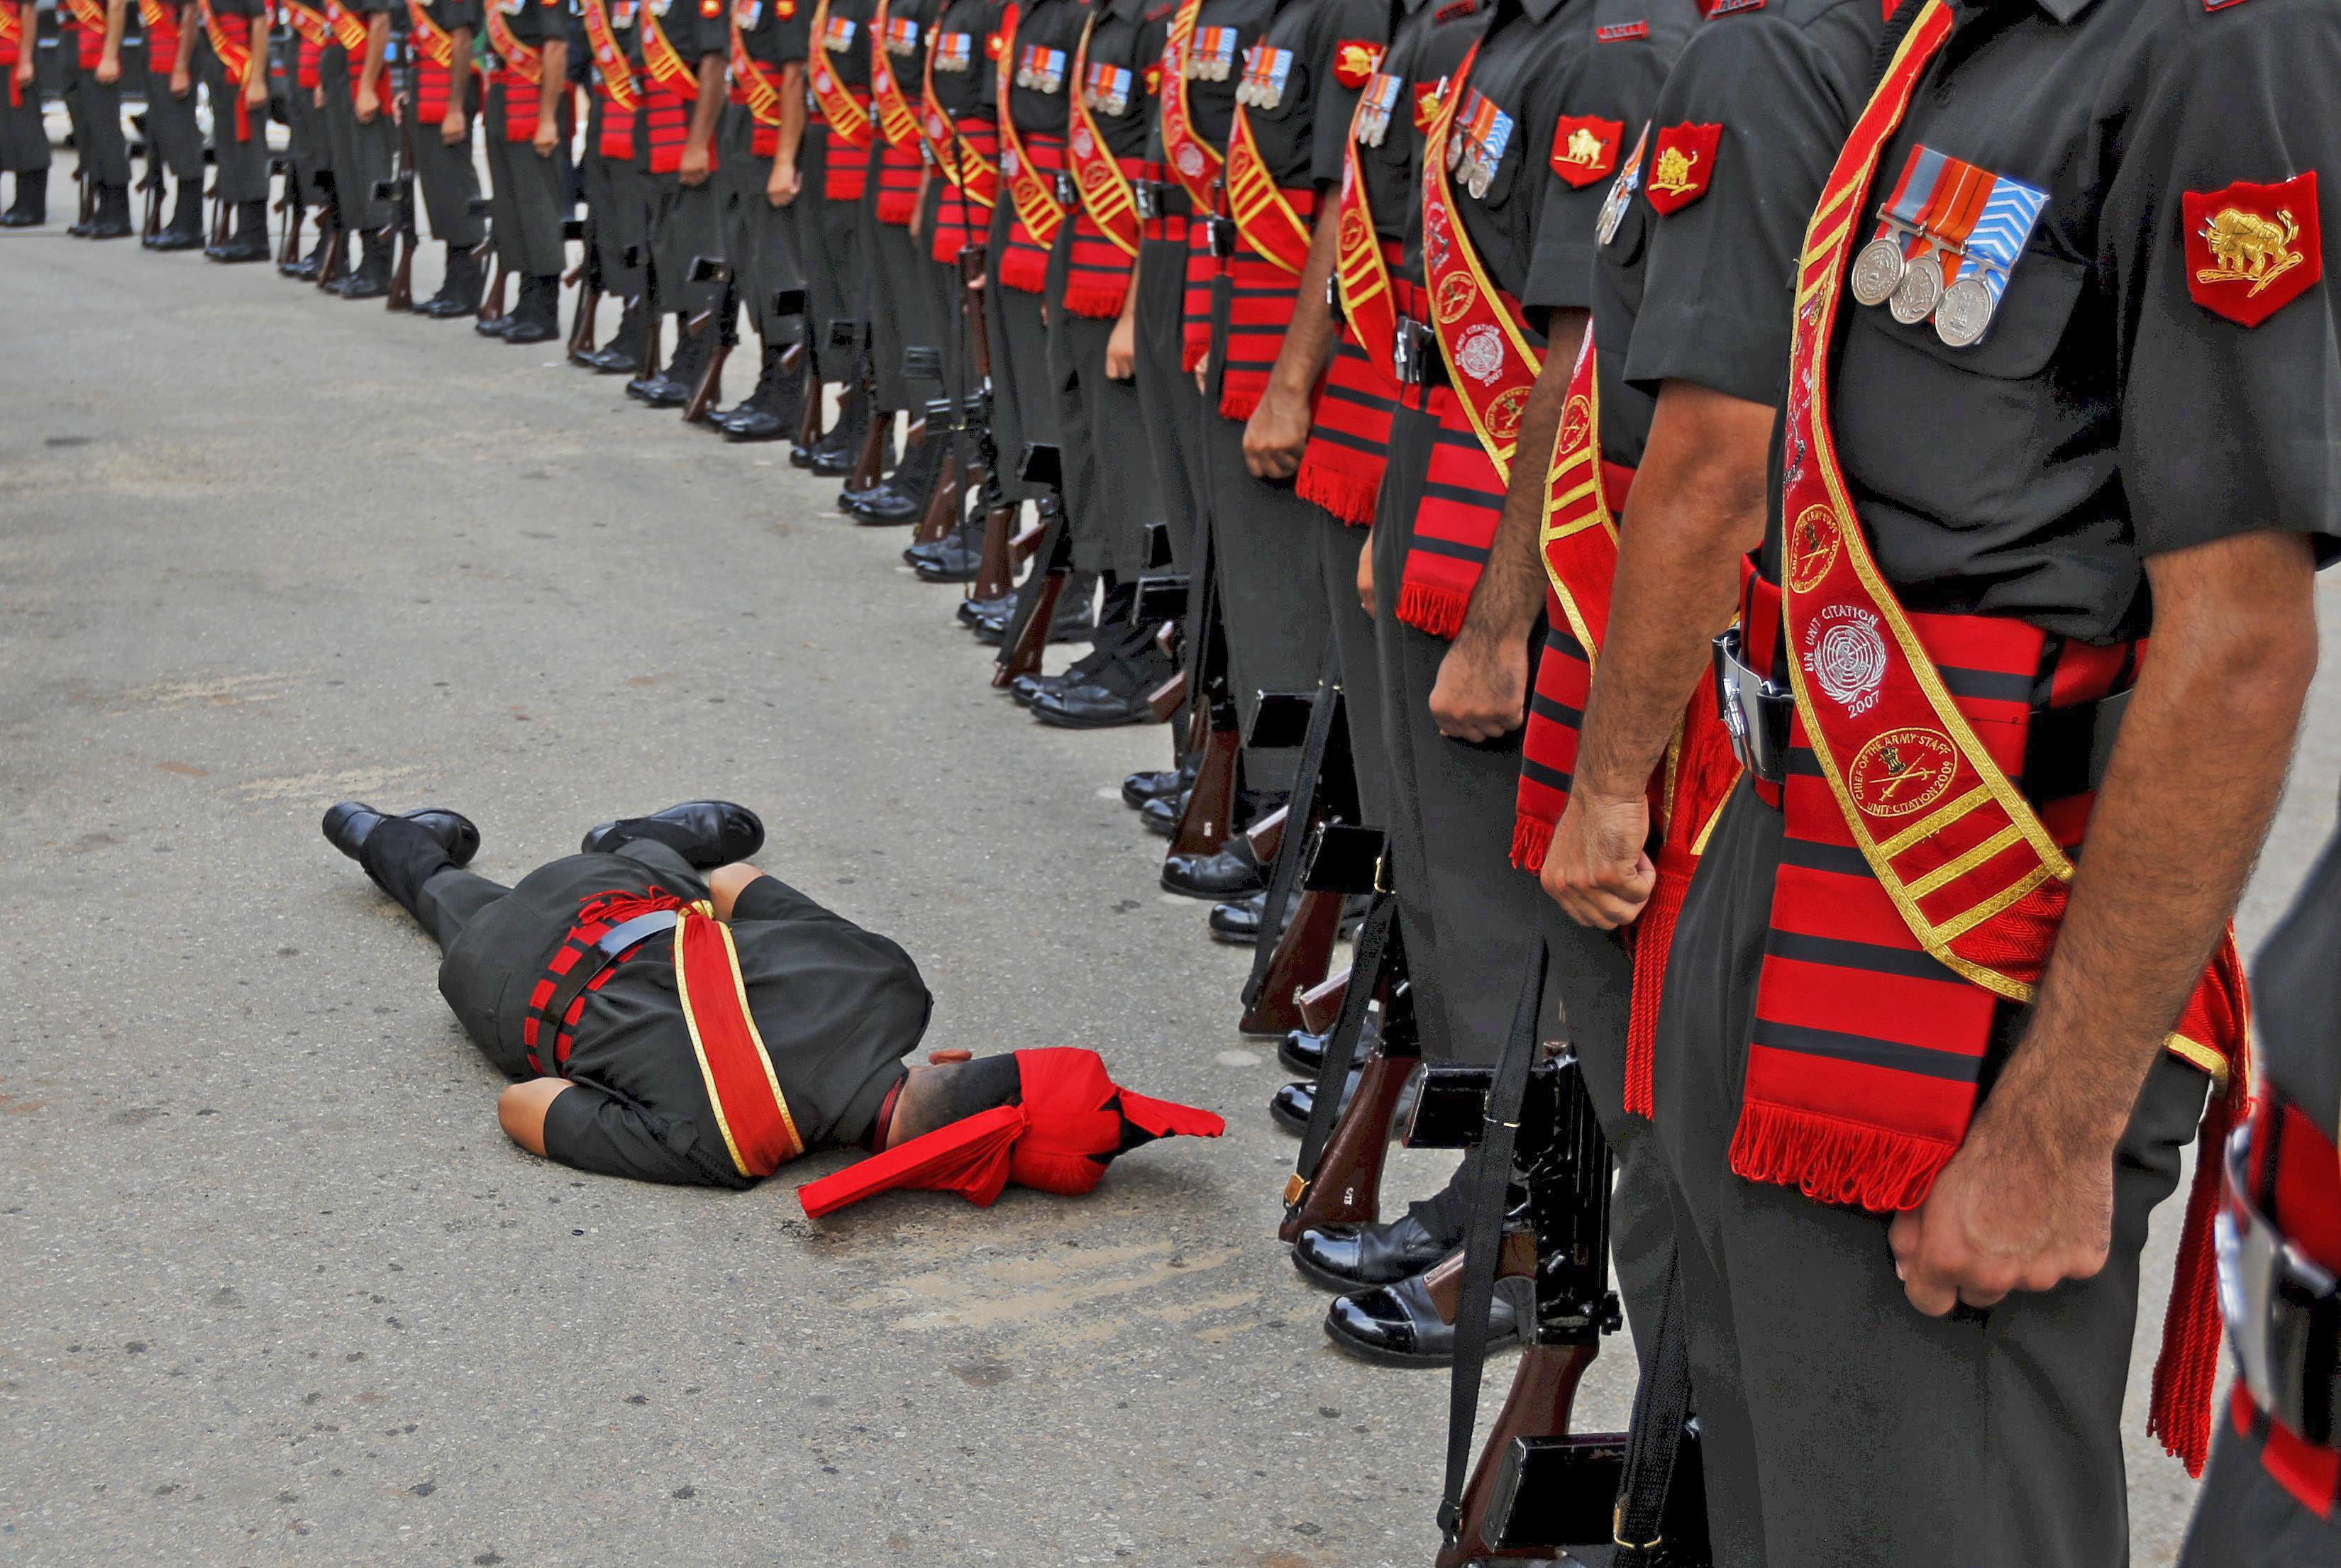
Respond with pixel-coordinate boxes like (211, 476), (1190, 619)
(2202, 0), (2256, 11)
(1645, 122), (1720, 215)
(1332, 39), (1383, 89)
(1549, 114), (1622, 188)
(1708, 0), (1764, 13)
(1433, 0), (1478, 20)
(2182, 172), (2321, 328)
(1595, 19), (1648, 40)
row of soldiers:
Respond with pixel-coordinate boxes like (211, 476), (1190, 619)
(11, 0), (2339, 1558)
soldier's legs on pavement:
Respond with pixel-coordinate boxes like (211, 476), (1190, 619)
(142, 70), (205, 185)
(1050, 311), (1153, 582)
(1313, 511), (1390, 828)
(1133, 236), (1200, 570)
(414, 107), (486, 249)
(1653, 782), (2206, 1567)
(987, 283), (1053, 501)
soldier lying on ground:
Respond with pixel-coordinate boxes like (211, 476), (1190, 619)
(323, 799), (1222, 1211)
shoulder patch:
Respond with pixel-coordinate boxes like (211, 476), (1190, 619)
(1332, 39), (1383, 88)
(1595, 19), (1648, 40)
(1646, 122), (1720, 214)
(1708, 0), (1764, 13)
(2202, 0), (2256, 11)
(1549, 113), (1622, 187)
(2183, 172), (2321, 327)
(1433, 0), (1478, 21)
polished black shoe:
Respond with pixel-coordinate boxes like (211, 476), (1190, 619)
(637, 326), (707, 408)
(1269, 1068), (1358, 1136)
(321, 802), (481, 867)
(206, 200), (272, 263)
(285, 228), (333, 279)
(85, 183), (133, 239)
(419, 243), (488, 318)
(502, 274), (562, 343)
(1322, 1272), (1531, 1368)
(720, 344), (802, 440)
(1293, 1209), (1453, 1291)
(338, 232), (392, 298)
(1139, 790), (1187, 838)
(1122, 764), (1194, 809)
(807, 384), (871, 475)
(1278, 1028), (1327, 1077)
(1161, 835), (1267, 900)
(1, 171), (46, 228)
(586, 301), (648, 373)
(1209, 891), (1269, 945)
(1030, 677), (1158, 730)
(974, 593), (1094, 648)
(1009, 643), (1114, 707)
(475, 309), (517, 338)
(148, 184), (204, 250)
(579, 800), (765, 869)
(911, 529), (984, 584)
(846, 433), (938, 521)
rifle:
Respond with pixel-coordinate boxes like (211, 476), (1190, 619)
(992, 445), (1071, 686)
(1239, 657), (1360, 1038)
(271, 152), (306, 269)
(372, 26), (421, 311)
(314, 170), (348, 287)
(682, 254), (738, 423)
(1276, 828), (1422, 1243)
(1161, 518), (1241, 860)
(475, 196), (507, 318)
(1412, 994), (1711, 1567)
(946, 243), (1021, 596)
(901, 346), (961, 543)
(829, 316), (892, 486)
(563, 215), (599, 360)
(133, 121), (162, 242)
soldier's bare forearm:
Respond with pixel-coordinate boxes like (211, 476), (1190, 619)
(172, 5), (197, 77)
(1573, 379), (1771, 801)
(1262, 206), (1340, 396)
(688, 52), (724, 146)
(448, 26), (472, 116)
(537, 38), (566, 127)
(775, 61), (805, 168)
(360, 11), (388, 93)
(1991, 528), (2317, 1156)
(1454, 310), (1585, 650)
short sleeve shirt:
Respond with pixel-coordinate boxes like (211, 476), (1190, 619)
(1084, 0), (1170, 160)
(738, 0), (812, 65)
(817, 0), (880, 86)
(928, 0), (1001, 117)
(1588, 0), (1881, 465)
(1773, 0), (2341, 640)
(1004, 0), (1090, 138)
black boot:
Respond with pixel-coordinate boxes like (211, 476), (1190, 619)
(287, 219), (334, 279)
(207, 199), (272, 263)
(974, 571), (1098, 647)
(579, 801), (765, 868)
(631, 318), (705, 407)
(148, 180), (204, 250)
(67, 177), (96, 236)
(907, 516), (985, 583)
(502, 274), (562, 343)
(721, 343), (803, 441)
(807, 380), (870, 475)
(1, 169), (45, 228)
(86, 182), (133, 239)
(844, 428), (943, 522)
(1322, 1272), (1532, 1368)
(335, 228), (392, 297)
(474, 265), (517, 333)
(419, 243), (487, 317)
(585, 297), (648, 372)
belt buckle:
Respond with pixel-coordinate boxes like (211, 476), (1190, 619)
(1134, 181), (1158, 220)
(1712, 628), (1792, 786)
(1054, 170), (1076, 207)
(1207, 213), (1237, 259)
(1393, 318), (1424, 386)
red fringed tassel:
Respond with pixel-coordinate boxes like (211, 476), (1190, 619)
(1218, 384), (1261, 422)
(1295, 457), (1380, 525)
(1509, 812), (1553, 875)
(2149, 1064), (2247, 1477)
(1728, 1100), (1954, 1213)
(1395, 580), (1468, 640)
(1624, 859), (1695, 1119)
(1061, 279), (1129, 318)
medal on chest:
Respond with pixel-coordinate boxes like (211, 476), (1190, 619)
(733, 0), (759, 26)
(1447, 89), (1512, 201)
(613, 0), (636, 25)
(1849, 143), (2048, 348)
(1085, 60), (1131, 115)
(934, 28), (971, 68)
(884, 14), (917, 50)
(1234, 43), (1291, 109)
(1595, 121), (1649, 246)
(1188, 25), (1236, 81)
(1356, 71), (1401, 148)
(1015, 43), (1066, 92)
(822, 13), (856, 50)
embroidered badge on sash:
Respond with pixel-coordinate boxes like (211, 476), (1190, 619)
(1710, 0), (1764, 12)
(2182, 173), (2321, 328)
(1332, 39), (1382, 88)
(1235, 44), (1293, 109)
(1548, 113), (1621, 188)
(1356, 71), (1401, 147)
(1645, 121), (1719, 215)
(1189, 24), (1236, 79)
(1085, 60), (1131, 115)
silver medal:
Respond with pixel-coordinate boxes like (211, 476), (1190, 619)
(1466, 162), (1490, 201)
(1849, 235), (1908, 308)
(1932, 275), (1996, 347)
(1888, 251), (1943, 326)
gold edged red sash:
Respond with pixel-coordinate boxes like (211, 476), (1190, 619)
(1538, 331), (1620, 657)
(918, 40), (996, 201)
(731, 8), (787, 126)
(62, 0), (104, 32)
(870, 0), (922, 146)
(807, 0), (873, 146)
(641, 1), (702, 98)
(1334, 102), (1399, 395)
(1067, 11), (1139, 259)
(1419, 42), (1539, 479)
(672, 903), (807, 1178)
(1158, 0), (1222, 213)
(1776, 0), (2240, 1075)
(1224, 98), (1311, 274)
(197, 0), (258, 138)
(992, 3), (1066, 247)
(483, 0), (543, 83)
(406, 0), (457, 69)
(323, 0), (367, 50)
(582, 0), (642, 108)
(282, 0), (333, 49)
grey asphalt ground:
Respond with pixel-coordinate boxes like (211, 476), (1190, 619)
(4, 214), (2337, 1568)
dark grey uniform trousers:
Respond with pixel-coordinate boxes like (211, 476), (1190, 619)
(582, 134), (651, 299)
(142, 69), (206, 182)
(795, 129), (860, 382)
(282, 68), (333, 210)
(868, 207), (942, 415)
(1652, 779), (2208, 1568)
(647, 170), (721, 316)
(61, 51), (131, 186)
(319, 49), (392, 228)
(0, 77), (47, 173)
(2176, 1417), (2341, 1568)
(413, 101), (487, 248)
(716, 106), (801, 345)
(1368, 403), (1544, 1067)
(481, 89), (568, 276)
(197, 34), (270, 201)
(1313, 508), (1390, 831)
(1050, 310), (1153, 579)
(1133, 235), (1200, 571)
(984, 280), (1054, 505)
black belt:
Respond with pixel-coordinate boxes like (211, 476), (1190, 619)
(2221, 1125), (2341, 1447)
(1132, 180), (1192, 222)
(525, 909), (680, 1071)
(1393, 315), (1447, 389)
(1053, 170), (1077, 207)
(1711, 627), (2131, 801)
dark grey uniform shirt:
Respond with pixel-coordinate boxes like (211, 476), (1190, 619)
(1366, 0), (1488, 275)
(739, 0), (813, 65)
(1590, 0), (1880, 465)
(1084, 0), (1170, 160)
(926, 0), (1000, 118)
(1005, 0), (1086, 138)
(1234, 0), (1366, 189)
(1764, 0), (2341, 640)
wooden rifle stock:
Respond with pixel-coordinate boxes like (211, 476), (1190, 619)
(1435, 1344), (1603, 1568)
(1245, 805), (1288, 865)
(1240, 886), (1344, 1038)
(1275, 1052), (1415, 1243)
(480, 255), (509, 319)
(140, 155), (162, 243)
(1423, 1228), (1537, 1324)
(387, 233), (415, 310)
(1167, 716), (1239, 858)
(992, 567), (1068, 686)
(276, 182), (306, 269)
(1297, 967), (1349, 1036)
(682, 319), (731, 424)
(969, 499), (1019, 602)
(914, 447), (961, 543)
(316, 221), (347, 289)
(568, 282), (602, 360)
(1146, 665), (1190, 725)
(846, 402), (890, 489)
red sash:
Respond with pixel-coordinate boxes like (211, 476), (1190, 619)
(196, 0), (256, 140)
(1398, 41), (1540, 636)
(1295, 315), (1398, 525)
(1224, 101), (1311, 274)
(483, 0), (546, 140)
(992, 2), (1066, 288)
(1753, 0), (2245, 1474)
(283, 1), (331, 89)
(1214, 184), (1316, 421)
(582, 0), (641, 116)
(870, 0), (922, 145)
(406, 0), (460, 121)
(1061, 12), (1140, 313)
(1333, 106), (1400, 399)
(808, 0), (874, 148)
(1157, 0), (1220, 213)
(642, 2), (716, 175)
(138, 0), (182, 72)
(0, 5), (21, 107)
(929, 116), (1000, 262)
(63, 0), (106, 71)
(323, 0), (367, 50)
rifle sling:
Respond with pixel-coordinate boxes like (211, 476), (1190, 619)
(1243, 645), (1344, 1008)
(1611, 1255), (1693, 1560)
(1438, 945), (1546, 1544)
(1288, 894), (1398, 1184)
